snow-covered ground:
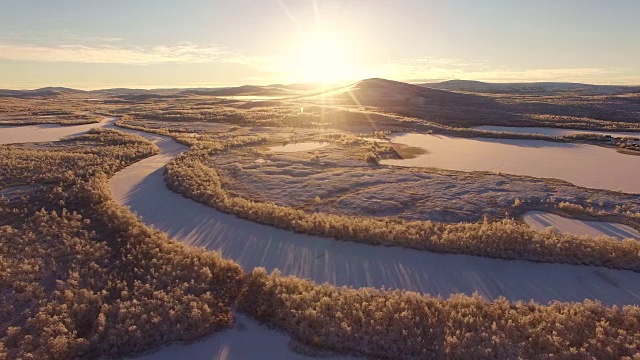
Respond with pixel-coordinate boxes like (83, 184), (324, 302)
(382, 133), (640, 193)
(0, 116), (358, 360)
(107, 127), (640, 307)
(0, 184), (38, 203)
(5, 118), (640, 359)
(133, 312), (359, 360)
(7, 121), (640, 304)
(473, 125), (640, 138)
(268, 141), (329, 152)
(218, 146), (640, 223)
(523, 211), (640, 240)
(0, 117), (115, 144)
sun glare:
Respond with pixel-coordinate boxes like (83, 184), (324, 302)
(294, 29), (355, 84)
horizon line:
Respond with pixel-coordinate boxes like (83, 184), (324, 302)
(2, 77), (640, 92)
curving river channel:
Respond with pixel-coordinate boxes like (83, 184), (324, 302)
(103, 124), (640, 307)
(3, 117), (640, 358)
(2, 116), (639, 305)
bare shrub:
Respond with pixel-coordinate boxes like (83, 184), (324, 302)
(364, 152), (380, 164)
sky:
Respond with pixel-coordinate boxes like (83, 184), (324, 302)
(1, 0), (639, 89)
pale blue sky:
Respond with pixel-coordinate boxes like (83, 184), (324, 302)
(1, 0), (639, 89)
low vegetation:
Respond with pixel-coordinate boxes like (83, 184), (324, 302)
(0, 98), (102, 125)
(165, 144), (640, 271)
(0, 130), (243, 359)
(3, 86), (640, 359)
(562, 133), (640, 154)
(238, 268), (640, 360)
(1, 123), (639, 360)
(523, 113), (640, 131)
(563, 133), (613, 142)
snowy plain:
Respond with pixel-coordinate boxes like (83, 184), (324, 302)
(268, 141), (329, 152)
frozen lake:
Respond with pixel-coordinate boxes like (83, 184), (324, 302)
(0, 117), (114, 144)
(382, 133), (640, 193)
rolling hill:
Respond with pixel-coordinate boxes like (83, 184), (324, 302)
(303, 78), (518, 126)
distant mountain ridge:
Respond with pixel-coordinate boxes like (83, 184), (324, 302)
(2, 79), (639, 98)
(0, 83), (319, 98)
(179, 85), (291, 97)
(421, 80), (640, 95)
(0, 87), (85, 98)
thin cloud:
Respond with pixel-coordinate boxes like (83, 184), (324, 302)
(0, 41), (266, 66)
(1, 38), (635, 84)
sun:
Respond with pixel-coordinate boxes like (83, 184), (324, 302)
(293, 29), (355, 84)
